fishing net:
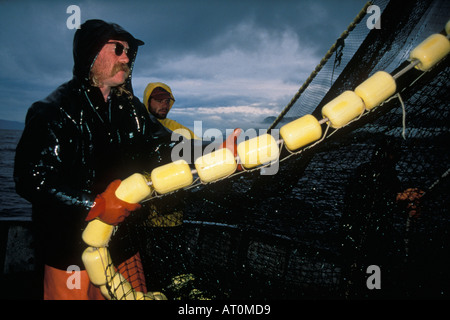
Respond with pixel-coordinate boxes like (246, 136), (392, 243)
(103, 0), (450, 299)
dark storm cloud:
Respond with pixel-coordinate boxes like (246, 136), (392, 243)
(0, 0), (367, 132)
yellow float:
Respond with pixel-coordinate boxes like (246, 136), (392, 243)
(115, 173), (152, 203)
(280, 114), (322, 151)
(237, 133), (280, 169)
(321, 90), (365, 128)
(195, 147), (237, 183)
(410, 33), (450, 71)
(150, 159), (193, 194)
(354, 71), (397, 110)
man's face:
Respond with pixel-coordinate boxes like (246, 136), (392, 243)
(149, 98), (171, 119)
(91, 40), (130, 88)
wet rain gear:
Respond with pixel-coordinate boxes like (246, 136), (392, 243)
(14, 20), (174, 271)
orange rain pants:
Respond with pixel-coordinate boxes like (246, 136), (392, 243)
(43, 253), (147, 300)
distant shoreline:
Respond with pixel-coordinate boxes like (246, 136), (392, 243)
(0, 119), (24, 131)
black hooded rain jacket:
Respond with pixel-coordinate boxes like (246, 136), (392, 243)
(14, 20), (174, 270)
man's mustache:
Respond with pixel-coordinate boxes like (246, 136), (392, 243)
(111, 63), (130, 78)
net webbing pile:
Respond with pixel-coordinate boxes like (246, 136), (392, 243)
(108, 0), (450, 299)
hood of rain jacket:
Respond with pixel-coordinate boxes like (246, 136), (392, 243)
(72, 19), (144, 88)
(143, 82), (175, 111)
(143, 82), (200, 139)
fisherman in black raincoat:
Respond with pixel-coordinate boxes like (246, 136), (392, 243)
(14, 19), (177, 299)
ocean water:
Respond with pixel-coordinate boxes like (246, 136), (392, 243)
(0, 129), (32, 221)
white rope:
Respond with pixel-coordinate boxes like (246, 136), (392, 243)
(397, 93), (407, 140)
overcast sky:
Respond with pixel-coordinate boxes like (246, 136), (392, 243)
(0, 0), (367, 133)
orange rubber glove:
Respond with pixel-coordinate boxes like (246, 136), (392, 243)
(221, 128), (242, 170)
(396, 187), (425, 218)
(85, 180), (142, 226)
(221, 128), (242, 155)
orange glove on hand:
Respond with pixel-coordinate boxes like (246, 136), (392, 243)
(85, 180), (142, 226)
(221, 128), (242, 170)
(396, 187), (425, 218)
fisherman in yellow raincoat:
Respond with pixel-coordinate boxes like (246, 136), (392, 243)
(141, 82), (199, 297)
(142, 82), (199, 230)
(143, 82), (200, 140)
(142, 82), (241, 298)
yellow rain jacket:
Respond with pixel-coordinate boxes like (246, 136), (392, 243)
(143, 82), (199, 227)
(143, 82), (200, 140)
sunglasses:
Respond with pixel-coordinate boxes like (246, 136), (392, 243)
(107, 41), (129, 56)
(152, 98), (174, 104)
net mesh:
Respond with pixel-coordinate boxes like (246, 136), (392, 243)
(109, 0), (450, 299)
